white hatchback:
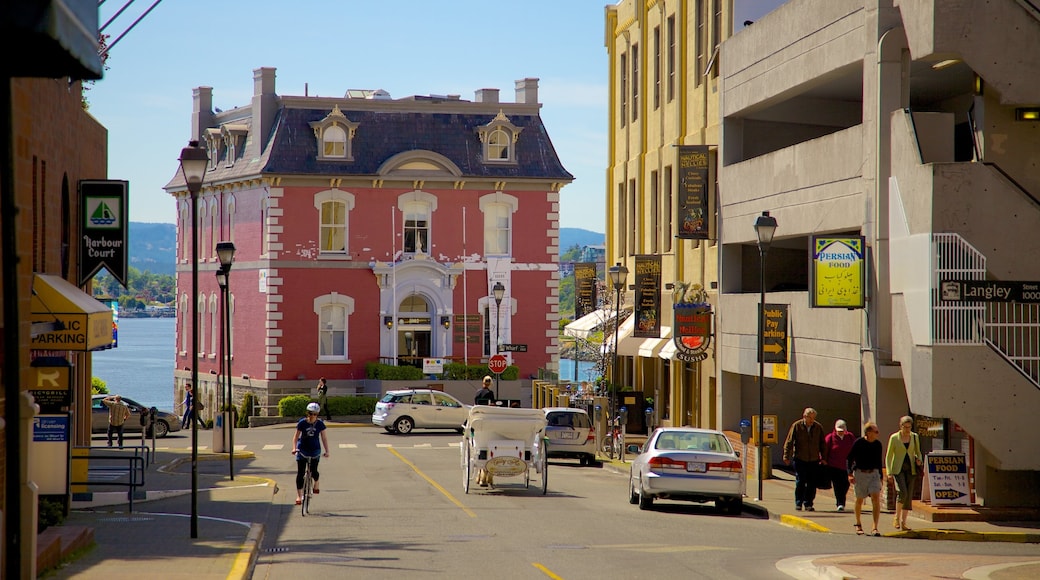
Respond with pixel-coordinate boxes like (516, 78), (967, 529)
(543, 407), (597, 466)
(372, 389), (470, 435)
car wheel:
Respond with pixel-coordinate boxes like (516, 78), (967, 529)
(150, 420), (170, 438)
(393, 416), (414, 435)
(638, 484), (654, 510)
(383, 426), (394, 433)
(628, 475), (639, 505)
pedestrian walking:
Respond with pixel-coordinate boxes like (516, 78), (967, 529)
(316, 377), (332, 421)
(782, 407), (826, 511)
(886, 415), (924, 531)
(824, 419), (857, 511)
(847, 421), (885, 536)
(102, 394), (131, 448)
(181, 383), (204, 429)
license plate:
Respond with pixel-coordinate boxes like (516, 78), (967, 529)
(562, 432), (577, 439)
(687, 462), (706, 472)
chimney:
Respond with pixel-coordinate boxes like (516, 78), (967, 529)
(515, 78), (539, 104)
(192, 86), (214, 143)
(475, 88), (500, 103)
(250, 67), (278, 158)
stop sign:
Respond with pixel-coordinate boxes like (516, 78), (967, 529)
(488, 354), (508, 374)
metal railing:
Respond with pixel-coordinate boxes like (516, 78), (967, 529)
(71, 447), (147, 512)
(931, 233), (1040, 388)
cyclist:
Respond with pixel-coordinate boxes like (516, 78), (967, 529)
(292, 402), (330, 505)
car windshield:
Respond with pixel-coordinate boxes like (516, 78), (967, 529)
(655, 432), (732, 453)
(547, 412), (590, 428)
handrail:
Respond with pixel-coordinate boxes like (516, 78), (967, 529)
(71, 449), (146, 512)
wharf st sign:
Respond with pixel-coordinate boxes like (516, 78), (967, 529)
(940, 280), (1040, 303)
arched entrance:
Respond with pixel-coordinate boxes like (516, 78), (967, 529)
(397, 294), (431, 367)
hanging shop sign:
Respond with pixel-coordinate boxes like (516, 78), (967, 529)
(573, 262), (598, 319)
(79, 180), (129, 288)
(811, 235), (866, 308)
(634, 255), (662, 338)
(677, 145), (711, 240)
(673, 303), (712, 362)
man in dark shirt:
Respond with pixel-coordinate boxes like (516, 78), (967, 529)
(782, 407), (826, 511)
(474, 376), (495, 406)
(846, 421), (886, 536)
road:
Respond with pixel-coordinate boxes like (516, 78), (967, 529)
(208, 425), (1038, 579)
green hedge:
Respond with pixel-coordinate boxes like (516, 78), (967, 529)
(278, 395), (378, 417)
(365, 361), (519, 381)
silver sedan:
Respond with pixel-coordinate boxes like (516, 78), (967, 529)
(628, 427), (744, 514)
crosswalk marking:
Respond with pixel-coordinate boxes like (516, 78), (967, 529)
(263, 444), (284, 450)
(339, 443), (357, 449)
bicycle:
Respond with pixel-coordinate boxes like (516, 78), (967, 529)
(295, 451), (318, 516)
(602, 416), (623, 459)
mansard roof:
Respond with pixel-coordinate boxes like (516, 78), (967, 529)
(261, 106), (573, 181)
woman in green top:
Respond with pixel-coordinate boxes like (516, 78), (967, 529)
(886, 415), (924, 531)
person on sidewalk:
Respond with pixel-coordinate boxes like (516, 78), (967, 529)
(824, 419), (857, 511)
(847, 422), (886, 536)
(180, 383), (204, 429)
(886, 415), (924, 531)
(474, 376), (496, 406)
(316, 377), (332, 421)
(102, 394), (131, 448)
(782, 407), (826, 511)
(292, 402), (330, 505)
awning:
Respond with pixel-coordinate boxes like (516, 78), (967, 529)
(30, 274), (115, 351)
(659, 339), (677, 360)
(564, 307), (618, 339)
(605, 317), (671, 359)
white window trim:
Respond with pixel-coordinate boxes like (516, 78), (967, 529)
(478, 192), (518, 256)
(314, 189), (356, 257)
(397, 191), (438, 254)
(476, 110), (522, 164)
(209, 293), (219, 359)
(313, 293), (355, 363)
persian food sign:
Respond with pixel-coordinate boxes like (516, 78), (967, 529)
(811, 236), (865, 308)
(634, 255), (662, 338)
(677, 145), (710, 240)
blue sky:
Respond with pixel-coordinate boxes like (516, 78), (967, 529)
(88, 0), (610, 232)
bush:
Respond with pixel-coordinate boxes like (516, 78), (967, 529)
(38, 497), (66, 533)
(238, 393), (257, 428)
(365, 362), (424, 380)
(366, 361), (519, 381)
(278, 395), (377, 417)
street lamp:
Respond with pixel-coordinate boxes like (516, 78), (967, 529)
(179, 140), (208, 538)
(608, 262), (629, 459)
(492, 281), (505, 400)
(215, 241), (235, 480)
(754, 210), (777, 502)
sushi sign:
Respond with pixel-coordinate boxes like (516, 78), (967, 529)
(79, 180), (128, 288)
(673, 303), (712, 362)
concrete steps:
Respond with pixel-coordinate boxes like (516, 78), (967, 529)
(37, 525), (94, 575)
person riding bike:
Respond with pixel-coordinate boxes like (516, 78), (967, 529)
(292, 402), (330, 505)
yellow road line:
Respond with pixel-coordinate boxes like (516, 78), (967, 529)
(387, 447), (476, 518)
(532, 562), (563, 579)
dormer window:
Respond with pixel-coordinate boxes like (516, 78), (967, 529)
(310, 105), (358, 161)
(204, 128), (223, 170)
(221, 124), (248, 168)
(477, 111), (522, 164)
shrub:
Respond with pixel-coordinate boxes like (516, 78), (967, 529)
(38, 497), (66, 533)
(278, 395), (378, 417)
(238, 393), (257, 428)
(366, 361), (519, 381)
(365, 362), (424, 380)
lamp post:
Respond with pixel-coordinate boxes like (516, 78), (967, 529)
(608, 262), (629, 459)
(754, 211), (778, 502)
(215, 241), (236, 480)
(179, 140), (208, 538)
(492, 281), (505, 400)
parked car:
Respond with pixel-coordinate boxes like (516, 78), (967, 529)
(543, 407), (597, 466)
(372, 389), (470, 435)
(628, 427), (744, 514)
(91, 394), (182, 438)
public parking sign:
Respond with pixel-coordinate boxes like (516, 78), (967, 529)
(488, 354), (508, 374)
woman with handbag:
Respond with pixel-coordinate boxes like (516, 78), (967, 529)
(886, 415), (924, 531)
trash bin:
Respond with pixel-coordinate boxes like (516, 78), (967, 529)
(759, 445), (772, 480)
(212, 414), (225, 453)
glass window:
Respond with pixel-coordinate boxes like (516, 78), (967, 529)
(631, 43), (639, 122)
(197, 294), (206, 355)
(664, 166), (673, 253)
(323, 125), (346, 157)
(319, 304), (346, 358)
(620, 52), (627, 127)
(484, 203), (510, 255)
(653, 26), (661, 110)
(434, 393), (461, 407)
(650, 171), (659, 254)
(209, 293), (219, 357)
(488, 128), (510, 161)
(403, 201), (430, 253)
(320, 200), (346, 253)
(667, 15), (675, 102)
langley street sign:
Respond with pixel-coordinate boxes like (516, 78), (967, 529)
(940, 280), (1040, 303)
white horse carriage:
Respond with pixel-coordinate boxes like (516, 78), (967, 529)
(461, 405), (548, 494)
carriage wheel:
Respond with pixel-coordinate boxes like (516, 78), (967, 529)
(463, 443), (471, 494)
(540, 452), (548, 495)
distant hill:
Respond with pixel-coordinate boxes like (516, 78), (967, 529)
(129, 222), (176, 275)
(559, 228), (604, 254)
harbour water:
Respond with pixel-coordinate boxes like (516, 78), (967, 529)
(558, 358), (598, 384)
(92, 317), (176, 411)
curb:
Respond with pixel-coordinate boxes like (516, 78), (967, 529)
(893, 529), (1040, 543)
(229, 522), (265, 580)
